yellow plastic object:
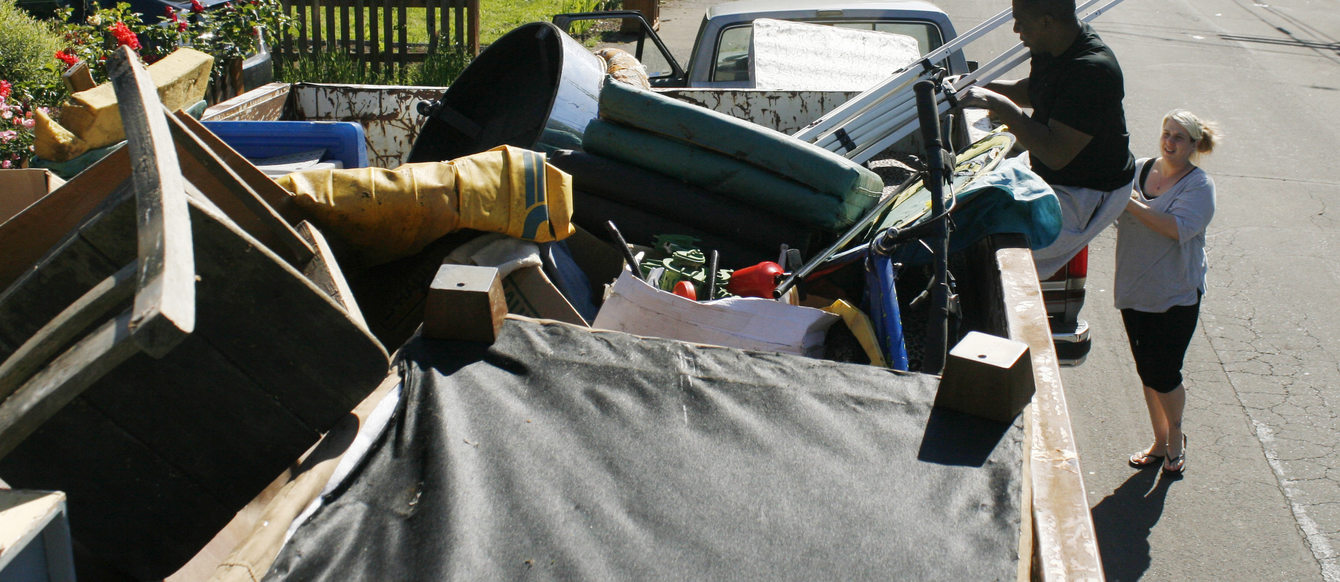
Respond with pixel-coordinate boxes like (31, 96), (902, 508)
(277, 145), (574, 267)
(32, 109), (90, 162)
(822, 299), (888, 367)
(34, 48), (214, 161)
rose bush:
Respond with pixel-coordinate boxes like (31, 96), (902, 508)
(0, 0), (292, 166)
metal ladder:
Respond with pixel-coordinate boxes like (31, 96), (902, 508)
(791, 0), (1127, 164)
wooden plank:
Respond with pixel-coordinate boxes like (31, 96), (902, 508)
(368, 0), (380, 75)
(467, 0), (479, 54)
(61, 60), (95, 93)
(324, 0), (336, 54)
(108, 45), (196, 357)
(84, 335), (318, 508)
(454, 0), (463, 48)
(397, 0), (408, 77)
(994, 235), (1103, 581)
(339, 0), (350, 59)
(296, 220), (369, 331)
(0, 232), (124, 358)
(174, 110), (302, 222)
(295, 0), (307, 55)
(167, 110), (315, 264)
(0, 395), (235, 580)
(382, 0), (393, 74)
(278, 0), (292, 60)
(192, 368), (401, 582)
(184, 205), (388, 430)
(0, 312), (139, 461)
(0, 263), (135, 404)
(309, 0), (322, 52)
(0, 148), (131, 291)
(426, 0), (437, 54)
(354, 0), (365, 73)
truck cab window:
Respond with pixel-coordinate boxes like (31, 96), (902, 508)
(711, 26), (753, 82)
(711, 21), (944, 84)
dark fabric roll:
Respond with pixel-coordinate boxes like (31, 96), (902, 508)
(549, 149), (818, 256)
(582, 120), (870, 230)
(597, 77), (884, 203)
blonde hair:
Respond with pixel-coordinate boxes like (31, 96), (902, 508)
(1163, 109), (1219, 158)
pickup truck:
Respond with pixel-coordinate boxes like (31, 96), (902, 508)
(553, 0), (1092, 364)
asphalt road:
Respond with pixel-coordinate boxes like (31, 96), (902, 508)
(652, 0), (1340, 579)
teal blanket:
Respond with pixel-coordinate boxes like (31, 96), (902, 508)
(890, 157), (1062, 264)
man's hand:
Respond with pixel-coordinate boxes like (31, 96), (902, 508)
(957, 86), (1007, 112)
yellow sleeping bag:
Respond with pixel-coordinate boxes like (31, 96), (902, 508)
(277, 145), (574, 267)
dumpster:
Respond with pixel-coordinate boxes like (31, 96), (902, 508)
(192, 79), (1100, 580)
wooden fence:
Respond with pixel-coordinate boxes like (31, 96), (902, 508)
(277, 0), (480, 76)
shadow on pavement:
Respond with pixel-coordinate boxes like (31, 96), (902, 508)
(1090, 467), (1178, 581)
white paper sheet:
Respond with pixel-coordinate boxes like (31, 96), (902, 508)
(593, 271), (840, 357)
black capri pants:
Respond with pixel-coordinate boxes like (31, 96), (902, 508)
(1121, 299), (1201, 393)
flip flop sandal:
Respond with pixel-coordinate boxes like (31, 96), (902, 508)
(1128, 449), (1164, 468)
(1162, 436), (1188, 475)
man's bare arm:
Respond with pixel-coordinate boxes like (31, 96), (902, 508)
(958, 86), (1091, 170)
(982, 78), (1030, 108)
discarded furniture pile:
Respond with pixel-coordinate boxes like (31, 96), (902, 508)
(0, 18), (1101, 581)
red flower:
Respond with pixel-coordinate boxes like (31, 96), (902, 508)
(190, 0), (204, 13)
(178, 21), (188, 31)
(108, 21), (141, 50)
(0, 80), (11, 99)
(54, 51), (80, 68)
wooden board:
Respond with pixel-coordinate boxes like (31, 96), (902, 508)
(0, 148), (130, 290)
(0, 397), (234, 580)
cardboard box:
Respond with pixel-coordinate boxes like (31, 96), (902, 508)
(0, 169), (65, 225)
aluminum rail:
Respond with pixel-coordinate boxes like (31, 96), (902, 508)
(791, 3), (1019, 142)
(795, 0), (1123, 163)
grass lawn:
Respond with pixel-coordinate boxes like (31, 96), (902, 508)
(275, 0), (613, 84)
(292, 0), (610, 47)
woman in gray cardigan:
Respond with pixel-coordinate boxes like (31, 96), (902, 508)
(1118, 109), (1219, 476)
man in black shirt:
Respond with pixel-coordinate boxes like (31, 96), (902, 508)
(960, 0), (1136, 276)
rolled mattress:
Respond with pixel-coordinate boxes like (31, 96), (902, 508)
(582, 120), (871, 230)
(596, 77), (884, 206)
(547, 149), (817, 256)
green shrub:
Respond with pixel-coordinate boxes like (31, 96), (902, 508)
(411, 46), (472, 86)
(275, 52), (371, 85)
(0, 0), (65, 104)
(276, 45), (473, 86)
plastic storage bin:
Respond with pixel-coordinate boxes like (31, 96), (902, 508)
(201, 121), (369, 169)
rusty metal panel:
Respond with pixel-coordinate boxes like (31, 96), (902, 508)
(291, 83), (447, 168)
(656, 89), (859, 135)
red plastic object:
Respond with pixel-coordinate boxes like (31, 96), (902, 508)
(727, 261), (784, 298)
(673, 280), (697, 300)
